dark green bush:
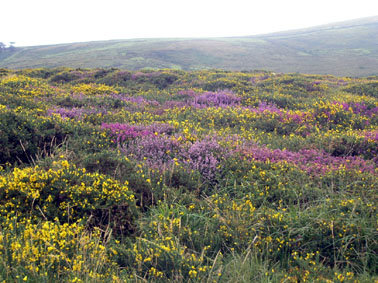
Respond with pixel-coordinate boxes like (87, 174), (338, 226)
(344, 82), (378, 98)
(0, 110), (66, 165)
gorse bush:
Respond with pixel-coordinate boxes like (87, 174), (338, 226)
(0, 68), (377, 282)
(0, 160), (138, 233)
(0, 218), (117, 281)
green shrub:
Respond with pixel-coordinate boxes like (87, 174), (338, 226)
(0, 109), (67, 165)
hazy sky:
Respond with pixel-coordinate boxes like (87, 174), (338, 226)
(2, 0), (377, 46)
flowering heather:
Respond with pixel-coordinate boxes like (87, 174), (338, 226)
(143, 123), (175, 135)
(110, 93), (160, 106)
(48, 107), (107, 119)
(364, 130), (378, 142)
(120, 134), (228, 181)
(101, 123), (152, 143)
(238, 144), (376, 175)
(120, 135), (182, 168)
(177, 89), (198, 98)
(254, 102), (282, 114)
(192, 90), (241, 108)
(248, 102), (310, 126)
(157, 89), (199, 110)
(337, 101), (378, 117)
(337, 79), (348, 86)
(162, 100), (188, 110)
(306, 80), (323, 91)
(102, 122), (174, 142)
(184, 137), (228, 181)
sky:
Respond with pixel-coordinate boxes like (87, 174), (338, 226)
(1, 0), (378, 46)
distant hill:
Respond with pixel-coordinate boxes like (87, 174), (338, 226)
(1, 16), (377, 76)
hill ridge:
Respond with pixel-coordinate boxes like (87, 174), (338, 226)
(1, 16), (377, 76)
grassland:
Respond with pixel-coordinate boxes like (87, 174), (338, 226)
(0, 68), (377, 282)
(0, 16), (377, 76)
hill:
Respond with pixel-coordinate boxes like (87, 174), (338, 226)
(0, 16), (377, 76)
(0, 68), (377, 281)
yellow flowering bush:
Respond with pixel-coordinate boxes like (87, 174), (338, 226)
(0, 217), (117, 281)
(0, 160), (137, 233)
(71, 83), (118, 96)
(0, 75), (53, 97)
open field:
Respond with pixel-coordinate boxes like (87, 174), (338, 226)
(1, 16), (378, 76)
(0, 68), (377, 282)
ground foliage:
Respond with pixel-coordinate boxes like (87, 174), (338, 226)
(0, 68), (377, 282)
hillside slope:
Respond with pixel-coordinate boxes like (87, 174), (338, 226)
(1, 16), (377, 76)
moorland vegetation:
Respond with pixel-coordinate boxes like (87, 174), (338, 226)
(0, 68), (377, 282)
